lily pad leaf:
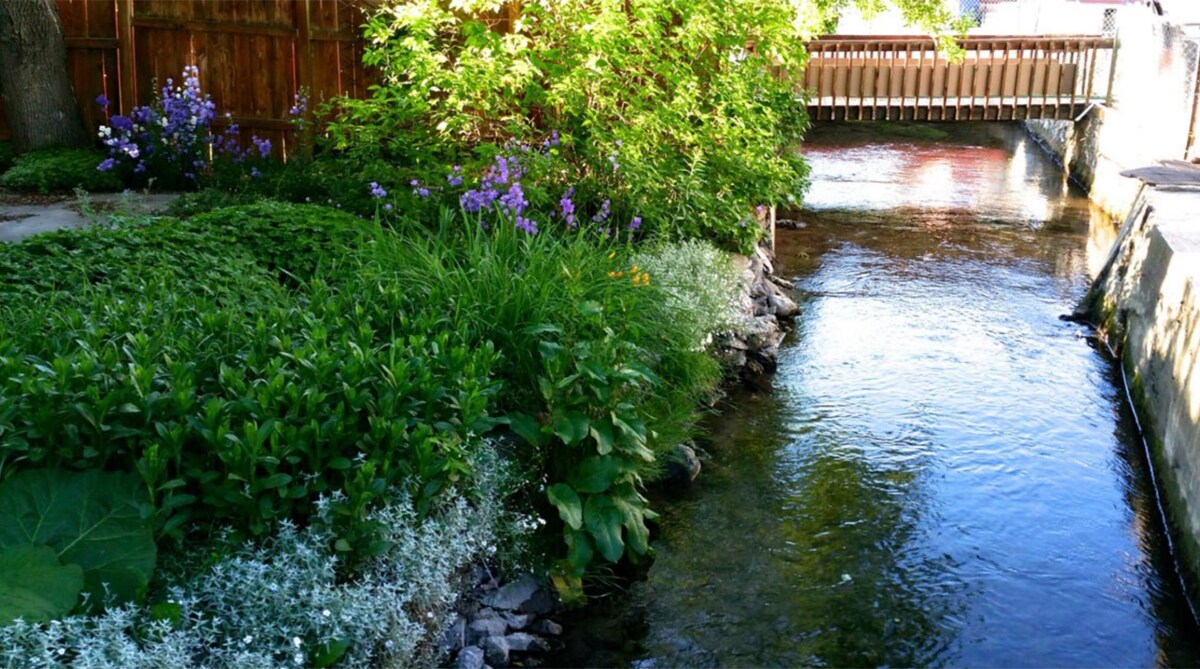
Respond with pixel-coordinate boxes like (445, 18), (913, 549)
(0, 544), (84, 624)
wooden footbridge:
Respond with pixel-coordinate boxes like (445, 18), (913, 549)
(804, 35), (1116, 121)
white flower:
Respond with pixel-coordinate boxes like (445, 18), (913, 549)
(127, 147), (140, 158)
(243, 635), (253, 645)
(293, 636), (302, 648)
(294, 652), (304, 665)
(322, 609), (331, 618)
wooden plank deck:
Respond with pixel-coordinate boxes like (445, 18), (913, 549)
(804, 35), (1116, 122)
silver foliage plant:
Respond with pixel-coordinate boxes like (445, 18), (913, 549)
(635, 239), (753, 350)
(0, 442), (520, 669)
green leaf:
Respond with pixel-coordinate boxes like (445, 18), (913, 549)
(553, 411), (590, 445)
(590, 420), (615, 455)
(0, 544), (84, 624)
(538, 340), (565, 360)
(313, 638), (351, 668)
(0, 469), (157, 609)
(150, 601), (183, 625)
(506, 412), (547, 447)
(565, 529), (594, 570)
(547, 484), (583, 530)
(568, 455), (623, 494)
(584, 494), (625, 563)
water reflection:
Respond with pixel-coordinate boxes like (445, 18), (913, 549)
(553, 124), (1200, 668)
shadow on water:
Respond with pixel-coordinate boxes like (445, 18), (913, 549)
(551, 123), (1200, 668)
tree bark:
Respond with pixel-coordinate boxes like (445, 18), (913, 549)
(0, 0), (89, 152)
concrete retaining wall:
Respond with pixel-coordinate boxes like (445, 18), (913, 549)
(1027, 108), (1200, 593)
(1094, 190), (1200, 589)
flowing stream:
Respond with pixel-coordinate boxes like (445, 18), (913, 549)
(553, 124), (1200, 668)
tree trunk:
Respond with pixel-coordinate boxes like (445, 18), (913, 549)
(0, 0), (89, 153)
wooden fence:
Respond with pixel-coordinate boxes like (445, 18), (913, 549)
(1, 0), (374, 154)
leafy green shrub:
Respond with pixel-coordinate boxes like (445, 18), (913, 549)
(363, 213), (722, 597)
(186, 202), (377, 283)
(0, 147), (123, 194)
(329, 0), (814, 250)
(0, 208), (497, 551)
(634, 239), (750, 349)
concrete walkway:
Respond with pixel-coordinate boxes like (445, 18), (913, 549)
(0, 192), (177, 243)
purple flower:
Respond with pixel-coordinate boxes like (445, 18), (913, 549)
(250, 167), (262, 179)
(460, 188), (498, 213)
(559, 187), (576, 227)
(515, 216), (538, 235)
(384, 203), (394, 211)
(97, 158), (115, 172)
(288, 93), (308, 117)
(628, 216), (642, 231)
(592, 199), (611, 223)
(96, 94), (110, 109)
(447, 165), (463, 187)
(369, 182), (387, 199)
(251, 135), (271, 159)
(499, 182), (527, 216)
(411, 180), (430, 198)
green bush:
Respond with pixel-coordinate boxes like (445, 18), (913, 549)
(0, 147), (123, 194)
(327, 0), (813, 250)
(362, 212), (723, 598)
(0, 207), (498, 554)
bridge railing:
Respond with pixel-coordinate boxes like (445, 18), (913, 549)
(803, 35), (1116, 121)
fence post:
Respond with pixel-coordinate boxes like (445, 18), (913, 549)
(1186, 42), (1200, 158)
(117, 0), (135, 113)
(1105, 29), (1119, 106)
(294, 0), (314, 159)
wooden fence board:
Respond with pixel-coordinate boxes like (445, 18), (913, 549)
(0, 0), (371, 155)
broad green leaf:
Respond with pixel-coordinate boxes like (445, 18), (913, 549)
(538, 340), (565, 360)
(313, 638), (351, 668)
(569, 455), (622, 494)
(553, 411), (590, 445)
(0, 469), (156, 609)
(0, 544), (83, 624)
(584, 494), (625, 563)
(506, 412), (547, 447)
(611, 490), (652, 556)
(565, 529), (594, 569)
(590, 420), (615, 455)
(547, 483), (583, 530)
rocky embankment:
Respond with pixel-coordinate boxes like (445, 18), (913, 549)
(718, 245), (800, 379)
(445, 573), (563, 669)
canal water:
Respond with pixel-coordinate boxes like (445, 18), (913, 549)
(555, 124), (1200, 667)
